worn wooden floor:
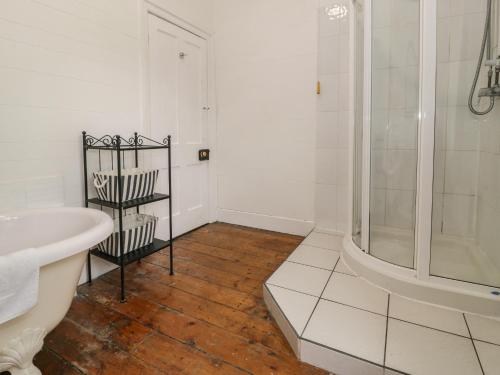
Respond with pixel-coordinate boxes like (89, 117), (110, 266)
(33, 223), (329, 375)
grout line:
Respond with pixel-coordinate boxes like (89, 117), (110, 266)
(281, 260), (335, 272)
(265, 282), (322, 299)
(464, 314), (485, 375)
(299, 259), (339, 337)
(285, 259), (336, 271)
(319, 297), (387, 317)
(266, 279), (480, 342)
(474, 338), (500, 348)
(300, 242), (343, 252)
(383, 294), (390, 366)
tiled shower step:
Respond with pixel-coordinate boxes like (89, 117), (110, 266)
(264, 230), (500, 375)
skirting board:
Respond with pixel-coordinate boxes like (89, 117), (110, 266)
(217, 208), (314, 236)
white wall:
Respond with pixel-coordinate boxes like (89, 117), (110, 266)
(0, 0), (213, 281)
(315, 0), (351, 234)
(213, 0), (319, 235)
(1, 0), (346, 254)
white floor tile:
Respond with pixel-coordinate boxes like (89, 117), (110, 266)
(475, 340), (500, 375)
(334, 257), (356, 275)
(389, 294), (469, 336)
(287, 244), (340, 270)
(322, 273), (389, 315)
(303, 300), (387, 365)
(266, 285), (318, 334)
(386, 319), (483, 375)
(465, 314), (500, 346)
(302, 231), (343, 251)
(266, 261), (331, 297)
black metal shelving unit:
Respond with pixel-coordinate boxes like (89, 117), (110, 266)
(82, 132), (173, 302)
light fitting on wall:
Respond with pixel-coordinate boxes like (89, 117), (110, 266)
(325, 4), (348, 20)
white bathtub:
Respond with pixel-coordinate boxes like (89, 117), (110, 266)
(0, 207), (113, 375)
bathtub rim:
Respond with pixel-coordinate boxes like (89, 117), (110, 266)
(0, 207), (113, 267)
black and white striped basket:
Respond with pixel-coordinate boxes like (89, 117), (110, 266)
(92, 168), (159, 203)
(98, 214), (158, 257)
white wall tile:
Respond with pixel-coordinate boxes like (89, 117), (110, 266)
(442, 194), (476, 236)
(444, 151), (478, 195)
(317, 111), (339, 149)
(385, 189), (415, 229)
(315, 184), (337, 230)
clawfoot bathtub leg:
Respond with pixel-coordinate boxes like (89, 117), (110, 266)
(0, 328), (45, 375)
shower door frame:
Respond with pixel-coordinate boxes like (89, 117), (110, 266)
(345, 0), (500, 314)
(357, 0), (436, 275)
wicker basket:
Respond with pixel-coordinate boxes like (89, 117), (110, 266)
(98, 214), (158, 257)
(93, 168), (159, 203)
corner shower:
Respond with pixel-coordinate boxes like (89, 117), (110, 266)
(346, 0), (500, 316)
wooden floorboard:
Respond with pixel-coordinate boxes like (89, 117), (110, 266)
(37, 223), (327, 375)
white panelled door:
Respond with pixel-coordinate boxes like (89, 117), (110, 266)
(148, 14), (209, 237)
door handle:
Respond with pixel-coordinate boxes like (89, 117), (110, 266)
(202, 107), (210, 111)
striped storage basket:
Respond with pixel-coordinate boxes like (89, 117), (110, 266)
(93, 168), (159, 203)
(98, 214), (158, 257)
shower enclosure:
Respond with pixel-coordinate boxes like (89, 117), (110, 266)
(346, 0), (500, 315)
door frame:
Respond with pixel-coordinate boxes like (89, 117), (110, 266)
(139, 0), (218, 224)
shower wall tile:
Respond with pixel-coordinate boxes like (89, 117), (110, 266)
(437, 18), (450, 63)
(449, 13), (484, 63)
(433, 150), (446, 194)
(372, 68), (390, 110)
(386, 150), (417, 191)
(387, 109), (418, 150)
(318, 74), (339, 112)
(337, 111), (349, 149)
(449, 0), (488, 17)
(385, 189), (415, 229)
(444, 151), (478, 195)
(447, 61), (478, 106)
(316, 148), (337, 185)
(371, 110), (389, 150)
(316, 183), (337, 231)
(317, 111), (338, 148)
(335, 149), (349, 187)
(436, 64), (450, 107)
(446, 107), (479, 151)
(371, 150), (388, 189)
(434, 107), (447, 151)
(315, 1), (351, 234)
(318, 35), (340, 75)
(336, 185), (348, 233)
(373, 27), (390, 69)
(370, 189), (386, 226)
(432, 193), (444, 232)
(442, 194), (476, 237)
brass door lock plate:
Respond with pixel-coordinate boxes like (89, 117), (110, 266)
(199, 149), (210, 161)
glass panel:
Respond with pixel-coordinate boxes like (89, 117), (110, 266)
(352, 0), (364, 248)
(369, 0), (420, 268)
(431, 3), (500, 288)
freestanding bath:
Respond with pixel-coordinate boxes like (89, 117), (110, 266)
(0, 207), (113, 375)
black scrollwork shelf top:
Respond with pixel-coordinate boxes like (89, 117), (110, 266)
(82, 132), (171, 150)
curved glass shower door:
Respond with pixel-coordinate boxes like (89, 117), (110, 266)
(368, 0), (420, 268)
